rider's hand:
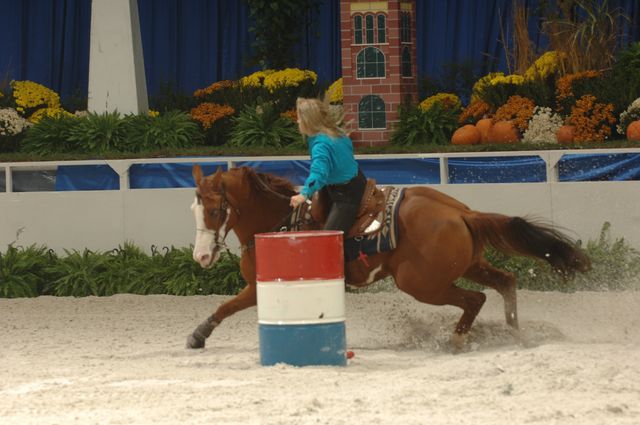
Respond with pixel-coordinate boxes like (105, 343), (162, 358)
(290, 194), (307, 208)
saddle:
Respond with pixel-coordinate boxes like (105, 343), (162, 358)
(310, 178), (394, 238)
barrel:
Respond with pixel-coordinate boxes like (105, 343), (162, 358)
(255, 230), (347, 366)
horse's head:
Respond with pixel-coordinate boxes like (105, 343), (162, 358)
(191, 165), (238, 268)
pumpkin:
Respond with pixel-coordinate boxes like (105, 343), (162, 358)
(487, 120), (519, 144)
(451, 124), (481, 145)
(475, 118), (493, 143)
(626, 120), (640, 142)
(556, 125), (576, 144)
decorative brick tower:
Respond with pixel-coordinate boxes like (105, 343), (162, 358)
(340, 0), (418, 146)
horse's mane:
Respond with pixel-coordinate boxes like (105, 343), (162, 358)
(239, 167), (297, 198)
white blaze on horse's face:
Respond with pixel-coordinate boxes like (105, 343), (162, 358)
(191, 197), (216, 268)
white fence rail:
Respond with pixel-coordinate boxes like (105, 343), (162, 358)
(1, 149), (639, 252)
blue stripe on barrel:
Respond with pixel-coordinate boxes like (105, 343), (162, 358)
(255, 231), (347, 367)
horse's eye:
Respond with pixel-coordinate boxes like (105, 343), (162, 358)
(209, 209), (218, 217)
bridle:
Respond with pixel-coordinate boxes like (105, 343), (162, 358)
(196, 183), (239, 255)
(196, 172), (313, 254)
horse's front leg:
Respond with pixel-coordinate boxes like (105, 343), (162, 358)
(186, 283), (257, 349)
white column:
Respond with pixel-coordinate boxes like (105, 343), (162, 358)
(88, 0), (148, 114)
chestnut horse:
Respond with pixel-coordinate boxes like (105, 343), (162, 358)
(187, 165), (590, 351)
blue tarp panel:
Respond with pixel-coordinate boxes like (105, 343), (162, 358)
(448, 156), (547, 184)
(558, 153), (640, 182)
(56, 165), (119, 191)
(129, 162), (227, 189)
(236, 158), (441, 185)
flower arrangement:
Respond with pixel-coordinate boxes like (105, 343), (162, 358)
(0, 107), (32, 136)
(193, 80), (235, 98)
(458, 100), (491, 124)
(326, 77), (343, 104)
(522, 106), (564, 144)
(419, 93), (461, 112)
(617, 98), (640, 135)
(263, 68), (317, 92)
(524, 51), (563, 80)
(190, 103), (235, 130)
(493, 95), (536, 132)
(568, 95), (616, 142)
(489, 74), (525, 86)
(11, 80), (61, 116)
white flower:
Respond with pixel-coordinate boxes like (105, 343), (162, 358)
(617, 97), (640, 134)
(522, 106), (564, 144)
(0, 107), (32, 136)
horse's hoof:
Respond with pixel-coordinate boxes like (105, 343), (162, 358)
(450, 333), (468, 354)
(186, 334), (205, 349)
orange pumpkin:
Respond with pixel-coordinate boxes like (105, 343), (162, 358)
(556, 125), (576, 144)
(626, 120), (640, 142)
(451, 124), (481, 145)
(487, 120), (519, 144)
(475, 118), (493, 143)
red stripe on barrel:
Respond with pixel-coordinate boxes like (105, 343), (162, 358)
(255, 231), (344, 281)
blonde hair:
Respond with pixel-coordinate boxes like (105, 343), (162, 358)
(296, 97), (345, 138)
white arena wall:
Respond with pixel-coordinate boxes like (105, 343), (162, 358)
(1, 150), (639, 254)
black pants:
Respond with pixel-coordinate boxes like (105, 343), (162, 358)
(322, 169), (367, 235)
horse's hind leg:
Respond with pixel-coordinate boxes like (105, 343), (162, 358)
(186, 283), (257, 349)
(438, 286), (487, 352)
(463, 260), (518, 329)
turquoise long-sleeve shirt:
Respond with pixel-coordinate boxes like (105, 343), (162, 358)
(300, 133), (359, 199)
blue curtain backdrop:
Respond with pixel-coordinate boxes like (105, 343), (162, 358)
(1, 0), (639, 103)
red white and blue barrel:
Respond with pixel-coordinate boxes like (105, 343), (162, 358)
(255, 230), (347, 366)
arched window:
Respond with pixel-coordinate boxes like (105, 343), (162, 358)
(377, 14), (386, 43)
(356, 47), (385, 78)
(365, 14), (374, 44)
(401, 12), (411, 43)
(359, 95), (386, 129)
(353, 15), (363, 44)
(402, 47), (412, 77)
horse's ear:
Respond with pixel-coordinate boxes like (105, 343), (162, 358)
(192, 164), (203, 185)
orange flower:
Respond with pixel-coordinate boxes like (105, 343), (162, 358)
(193, 80), (235, 98)
(458, 100), (491, 124)
(190, 103), (235, 129)
(280, 109), (297, 122)
(493, 96), (536, 132)
(555, 71), (602, 110)
(568, 95), (616, 142)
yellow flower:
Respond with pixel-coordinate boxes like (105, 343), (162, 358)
(419, 93), (461, 112)
(11, 80), (61, 114)
(148, 109), (160, 117)
(263, 68), (318, 92)
(525, 51), (564, 80)
(471, 72), (504, 102)
(28, 107), (73, 123)
(326, 77), (343, 104)
(489, 74), (525, 86)
(239, 70), (276, 87)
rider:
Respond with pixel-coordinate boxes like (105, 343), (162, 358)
(290, 97), (367, 238)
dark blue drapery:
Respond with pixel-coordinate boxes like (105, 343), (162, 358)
(1, 0), (639, 102)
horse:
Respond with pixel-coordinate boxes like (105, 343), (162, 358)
(187, 165), (590, 351)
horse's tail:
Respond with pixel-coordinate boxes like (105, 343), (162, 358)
(462, 213), (591, 278)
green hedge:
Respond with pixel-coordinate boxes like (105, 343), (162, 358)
(0, 223), (638, 298)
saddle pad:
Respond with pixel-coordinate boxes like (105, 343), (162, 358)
(344, 187), (404, 262)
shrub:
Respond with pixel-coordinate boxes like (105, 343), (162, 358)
(391, 102), (460, 146)
(125, 110), (203, 152)
(228, 103), (301, 148)
(568, 95), (616, 142)
(0, 244), (56, 298)
(21, 114), (78, 154)
(475, 73), (525, 110)
(493, 95), (536, 133)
